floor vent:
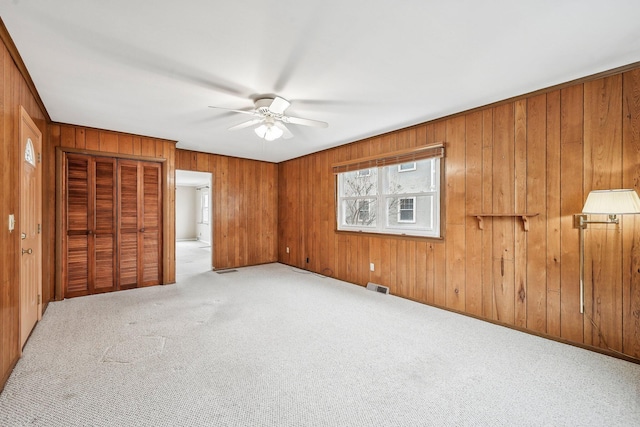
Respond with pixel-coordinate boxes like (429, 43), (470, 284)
(215, 269), (238, 274)
(366, 282), (389, 294)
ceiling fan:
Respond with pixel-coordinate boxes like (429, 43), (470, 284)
(209, 96), (328, 141)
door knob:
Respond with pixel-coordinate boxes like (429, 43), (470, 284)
(22, 248), (33, 255)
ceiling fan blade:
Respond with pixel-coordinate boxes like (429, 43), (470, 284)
(228, 119), (263, 131)
(283, 115), (328, 128)
(209, 106), (257, 116)
(275, 122), (294, 139)
(269, 96), (291, 115)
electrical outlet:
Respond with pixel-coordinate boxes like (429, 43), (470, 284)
(370, 262), (375, 272)
(8, 214), (15, 232)
(286, 247), (290, 254)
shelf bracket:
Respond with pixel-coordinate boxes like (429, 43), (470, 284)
(471, 213), (539, 232)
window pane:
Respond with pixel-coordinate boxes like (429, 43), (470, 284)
(386, 195), (434, 230)
(341, 198), (377, 226)
(382, 158), (435, 194)
(339, 169), (378, 197)
(398, 198), (415, 222)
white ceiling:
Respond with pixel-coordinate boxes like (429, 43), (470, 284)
(2, 1), (640, 163)
(175, 170), (211, 187)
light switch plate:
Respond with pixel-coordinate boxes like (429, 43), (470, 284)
(8, 214), (15, 232)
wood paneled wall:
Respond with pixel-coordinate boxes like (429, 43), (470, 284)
(175, 149), (278, 269)
(0, 33), (48, 389)
(48, 124), (177, 300)
(278, 67), (640, 362)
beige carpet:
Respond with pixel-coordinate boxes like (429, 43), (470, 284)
(1, 258), (639, 426)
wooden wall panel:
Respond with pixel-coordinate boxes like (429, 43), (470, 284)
(526, 94), (548, 333)
(514, 99), (528, 329)
(622, 69), (640, 358)
(465, 111), (483, 316)
(545, 90), (562, 337)
(445, 117), (466, 311)
(277, 65), (640, 363)
(481, 110), (494, 318)
(492, 104), (516, 325)
(176, 150), (278, 269)
(559, 85), (584, 343)
(583, 76), (623, 352)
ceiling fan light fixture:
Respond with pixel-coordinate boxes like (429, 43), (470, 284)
(254, 122), (283, 141)
(212, 95), (326, 141)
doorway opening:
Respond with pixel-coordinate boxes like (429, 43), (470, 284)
(175, 170), (213, 277)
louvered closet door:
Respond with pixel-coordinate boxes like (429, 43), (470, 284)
(118, 160), (141, 289)
(93, 158), (117, 293)
(63, 154), (117, 298)
(64, 154), (90, 297)
(117, 160), (162, 288)
(141, 162), (162, 286)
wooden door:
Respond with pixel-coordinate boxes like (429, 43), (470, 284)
(140, 162), (162, 286)
(118, 160), (162, 288)
(118, 160), (140, 289)
(92, 158), (117, 293)
(63, 154), (116, 297)
(19, 106), (42, 349)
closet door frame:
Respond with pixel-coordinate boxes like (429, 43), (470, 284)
(55, 148), (166, 300)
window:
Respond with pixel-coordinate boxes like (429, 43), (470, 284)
(398, 162), (416, 172)
(201, 192), (209, 225)
(398, 197), (415, 223)
(336, 156), (441, 237)
(25, 138), (36, 166)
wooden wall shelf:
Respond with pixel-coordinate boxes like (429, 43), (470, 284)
(470, 213), (539, 231)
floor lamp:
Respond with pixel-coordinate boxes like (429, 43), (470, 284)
(576, 189), (640, 314)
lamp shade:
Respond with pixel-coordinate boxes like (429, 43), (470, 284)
(582, 189), (640, 214)
(254, 122), (283, 141)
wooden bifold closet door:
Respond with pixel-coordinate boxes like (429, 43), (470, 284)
(118, 160), (162, 289)
(63, 154), (117, 297)
(62, 154), (162, 298)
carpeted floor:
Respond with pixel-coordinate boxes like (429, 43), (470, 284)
(175, 240), (212, 277)
(1, 247), (639, 426)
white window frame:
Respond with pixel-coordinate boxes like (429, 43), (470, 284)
(398, 162), (416, 172)
(201, 191), (209, 225)
(397, 197), (416, 223)
(336, 157), (441, 238)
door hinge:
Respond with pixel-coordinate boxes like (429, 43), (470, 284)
(38, 223), (41, 234)
(37, 152), (41, 163)
(38, 294), (41, 304)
